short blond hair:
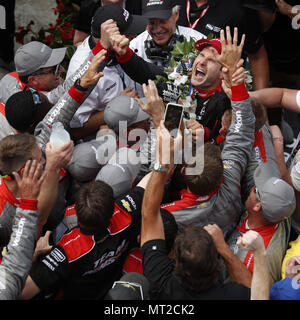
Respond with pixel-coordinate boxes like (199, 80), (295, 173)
(0, 134), (36, 174)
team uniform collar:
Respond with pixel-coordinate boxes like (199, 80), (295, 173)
(194, 82), (222, 99)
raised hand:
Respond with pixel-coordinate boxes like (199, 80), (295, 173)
(156, 120), (182, 177)
(12, 160), (45, 200)
(204, 224), (227, 252)
(216, 27), (245, 84)
(222, 58), (246, 98)
(285, 256), (300, 280)
(45, 140), (74, 171)
(237, 230), (265, 254)
(135, 79), (165, 128)
(80, 50), (107, 88)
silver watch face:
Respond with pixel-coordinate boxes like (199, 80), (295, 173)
(154, 162), (160, 170)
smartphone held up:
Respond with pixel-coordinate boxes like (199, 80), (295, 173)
(163, 103), (183, 138)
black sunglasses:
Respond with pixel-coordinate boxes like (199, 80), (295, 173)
(30, 64), (60, 76)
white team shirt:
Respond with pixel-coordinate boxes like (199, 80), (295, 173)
(66, 37), (137, 128)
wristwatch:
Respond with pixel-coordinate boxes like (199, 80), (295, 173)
(74, 78), (88, 92)
(153, 161), (168, 172)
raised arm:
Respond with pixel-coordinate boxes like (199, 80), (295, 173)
(110, 34), (166, 84)
(250, 88), (300, 114)
(204, 224), (253, 288)
(35, 50), (107, 151)
(237, 230), (270, 300)
(135, 79), (166, 129)
(141, 121), (182, 247)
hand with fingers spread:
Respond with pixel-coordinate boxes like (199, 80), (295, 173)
(135, 79), (166, 128)
(80, 50), (107, 88)
(216, 27), (245, 85)
(12, 160), (45, 200)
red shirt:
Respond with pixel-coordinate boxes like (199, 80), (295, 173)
(236, 217), (278, 272)
(122, 248), (143, 274)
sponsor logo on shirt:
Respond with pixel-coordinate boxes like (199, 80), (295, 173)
(121, 200), (132, 212)
(125, 195), (137, 210)
(123, 9), (129, 22)
(223, 159), (234, 169)
(83, 239), (129, 275)
(71, 61), (91, 82)
(51, 248), (66, 263)
(254, 146), (263, 164)
(46, 99), (67, 126)
(42, 248), (67, 271)
(233, 108), (242, 133)
(12, 217), (26, 247)
(105, 82), (117, 92)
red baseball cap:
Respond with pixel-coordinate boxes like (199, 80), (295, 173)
(195, 38), (222, 55)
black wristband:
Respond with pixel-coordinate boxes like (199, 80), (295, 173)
(74, 78), (88, 92)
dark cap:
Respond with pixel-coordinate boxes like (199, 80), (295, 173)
(5, 89), (41, 132)
(104, 272), (150, 300)
(91, 4), (148, 38)
(142, 0), (175, 19)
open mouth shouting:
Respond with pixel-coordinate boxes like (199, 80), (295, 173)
(192, 65), (207, 84)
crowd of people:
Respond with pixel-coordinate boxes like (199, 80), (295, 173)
(0, 0), (300, 301)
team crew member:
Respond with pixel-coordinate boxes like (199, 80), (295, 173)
(0, 51), (107, 245)
(20, 173), (151, 300)
(211, 161), (295, 285)
(0, 41), (67, 104)
(0, 34), (112, 107)
(0, 101), (17, 139)
(66, 4), (148, 140)
(0, 160), (45, 300)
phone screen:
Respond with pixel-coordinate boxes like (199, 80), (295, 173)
(164, 103), (183, 137)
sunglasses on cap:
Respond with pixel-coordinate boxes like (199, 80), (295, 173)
(253, 185), (261, 201)
(24, 86), (42, 106)
(30, 63), (61, 76)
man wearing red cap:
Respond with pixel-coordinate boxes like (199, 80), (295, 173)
(188, 37), (232, 142)
(110, 33), (238, 143)
(175, 0), (269, 91)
